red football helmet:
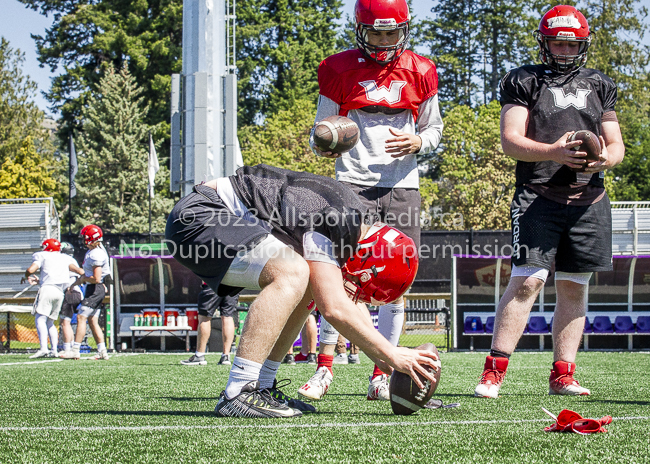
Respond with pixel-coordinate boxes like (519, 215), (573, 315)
(536, 5), (591, 73)
(341, 223), (418, 305)
(355, 0), (410, 65)
(41, 238), (61, 252)
(80, 224), (103, 245)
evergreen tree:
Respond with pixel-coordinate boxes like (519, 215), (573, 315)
(583, 0), (650, 201)
(421, 0), (482, 109)
(236, 0), (343, 126)
(0, 37), (51, 166)
(0, 136), (57, 199)
(421, 0), (538, 108)
(477, 0), (540, 102)
(73, 66), (173, 233)
(18, 0), (182, 152)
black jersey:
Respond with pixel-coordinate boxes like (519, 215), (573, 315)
(500, 65), (617, 187)
(229, 164), (367, 262)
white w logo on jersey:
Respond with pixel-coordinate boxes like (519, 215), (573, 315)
(549, 88), (592, 109)
(359, 80), (407, 104)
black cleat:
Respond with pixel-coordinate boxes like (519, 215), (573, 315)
(181, 354), (207, 366)
(282, 353), (296, 365)
(214, 381), (302, 418)
(266, 379), (317, 413)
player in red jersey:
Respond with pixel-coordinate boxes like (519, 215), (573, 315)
(299, 0), (444, 402)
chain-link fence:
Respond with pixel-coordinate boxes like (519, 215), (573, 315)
(0, 307), (106, 353)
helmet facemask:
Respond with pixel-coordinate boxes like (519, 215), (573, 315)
(536, 31), (591, 73)
(356, 19), (410, 65)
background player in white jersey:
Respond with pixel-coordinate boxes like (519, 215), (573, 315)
(58, 242), (84, 358)
(63, 225), (111, 360)
(301, 0), (444, 401)
(22, 239), (82, 358)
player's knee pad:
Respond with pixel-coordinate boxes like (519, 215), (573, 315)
(511, 264), (549, 282)
(555, 271), (592, 286)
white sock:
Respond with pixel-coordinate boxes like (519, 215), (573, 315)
(97, 343), (106, 351)
(73, 342), (81, 350)
(35, 314), (49, 352)
(46, 318), (58, 354)
(195, 351), (205, 357)
(377, 301), (405, 347)
(63, 343), (71, 351)
(258, 359), (281, 389)
(224, 357), (262, 399)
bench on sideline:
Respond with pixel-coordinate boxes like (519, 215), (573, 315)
(462, 311), (650, 351)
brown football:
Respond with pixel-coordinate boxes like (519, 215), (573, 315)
(389, 343), (441, 416)
(313, 115), (360, 154)
(568, 130), (601, 172)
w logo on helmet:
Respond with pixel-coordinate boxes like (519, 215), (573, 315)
(549, 88), (591, 109)
(359, 80), (407, 104)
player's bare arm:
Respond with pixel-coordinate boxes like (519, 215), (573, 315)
(583, 120), (625, 173)
(70, 265), (102, 290)
(21, 262), (40, 284)
(69, 263), (84, 276)
(385, 128), (422, 158)
(308, 260), (438, 388)
(501, 104), (586, 168)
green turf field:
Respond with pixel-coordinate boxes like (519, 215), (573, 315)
(1, 351), (649, 463)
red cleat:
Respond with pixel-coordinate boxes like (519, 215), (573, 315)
(549, 361), (590, 396)
(474, 356), (508, 398)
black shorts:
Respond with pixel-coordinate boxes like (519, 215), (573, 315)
(165, 184), (269, 296)
(341, 182), (421, 251)
(60, 290), (83, 319)
(511, 186), (612, 273)
(197, 284), (239, 318)
(81, 283), (105, 309)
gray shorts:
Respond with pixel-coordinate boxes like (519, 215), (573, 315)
(341, 182), (421, 251)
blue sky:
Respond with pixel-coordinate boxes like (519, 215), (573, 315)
(1, 0), (55, 116)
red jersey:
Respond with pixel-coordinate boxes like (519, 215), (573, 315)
(318, 49), (438, 121)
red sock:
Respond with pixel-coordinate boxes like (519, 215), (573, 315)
(371, 364), (383, 379)
(317, 354), (334, 375)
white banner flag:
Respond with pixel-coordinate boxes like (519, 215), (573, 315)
(148, 133), (159, 199)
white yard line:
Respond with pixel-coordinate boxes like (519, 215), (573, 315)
(0, 359), (62, 366)
(1, 416), (649, 432)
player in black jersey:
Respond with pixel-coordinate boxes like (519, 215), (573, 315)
(475, 5), (625, 399)
(166, 164), (439, 418)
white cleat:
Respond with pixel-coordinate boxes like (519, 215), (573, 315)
(367, 374), (390, 401)
(297, 366), (333, 401)
(94, 349), (110, 360)
(61, 349), (80, 360)
(29, 350), (50, 359)
(474, 382), (501, 399)
(333, 353), (348, 365)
